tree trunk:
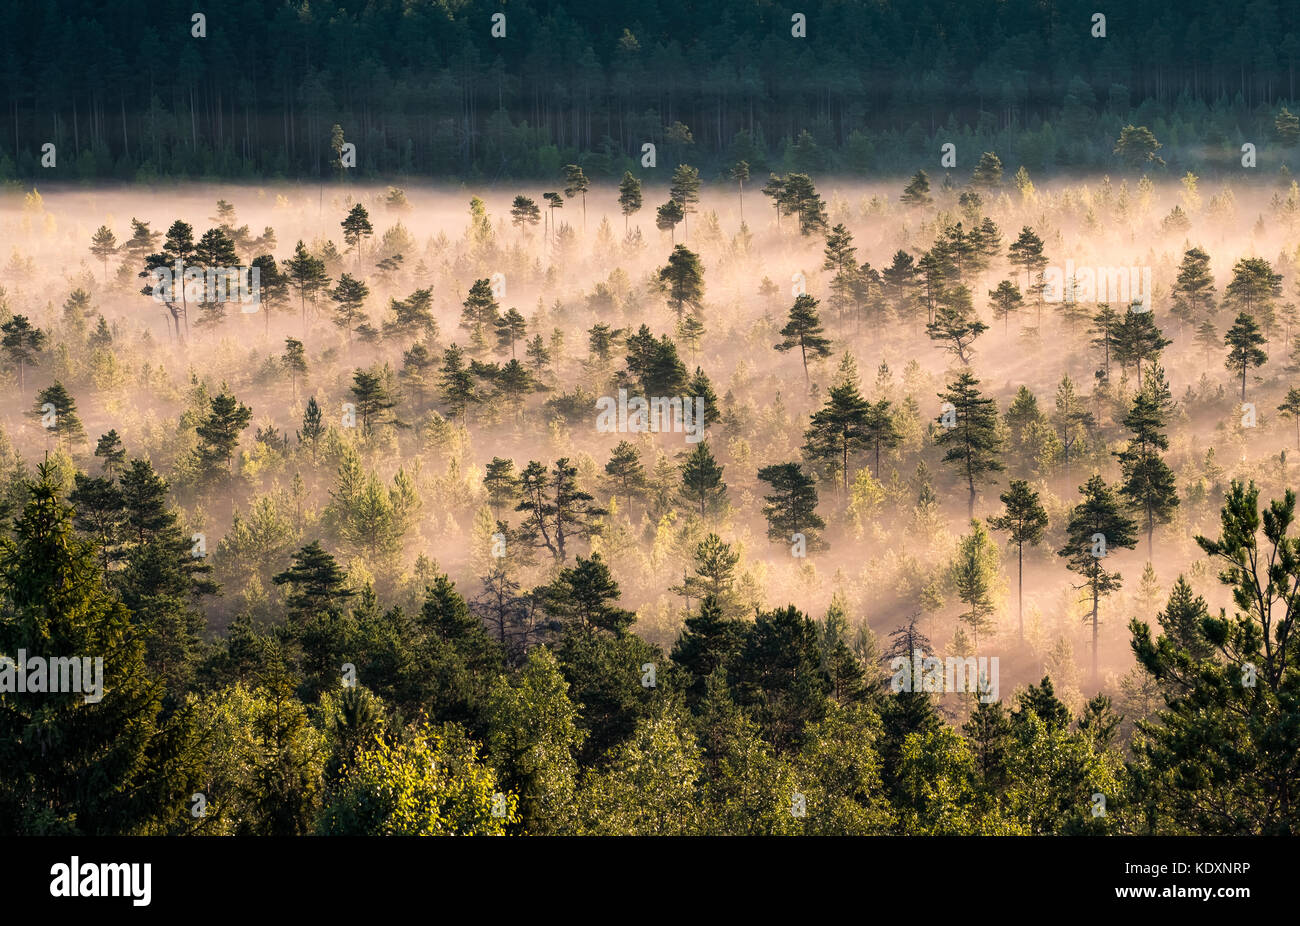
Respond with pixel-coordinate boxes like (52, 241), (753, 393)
(1017, 543), (1024, 640)
(1092, 580), (1100, 685)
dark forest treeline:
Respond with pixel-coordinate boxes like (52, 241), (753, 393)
(2, 0), (1299, 181)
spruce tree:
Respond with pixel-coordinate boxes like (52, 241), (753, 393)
(273, 541), (355, 623)
(679, 441), (728, 518)
(194, 386), (253, 487)
(32, 381), (85, 448)
(0, 465), (201, 834)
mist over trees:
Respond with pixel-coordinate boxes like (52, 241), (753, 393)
(1, 0), (1300, 838)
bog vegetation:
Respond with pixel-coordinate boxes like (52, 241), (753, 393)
(1, 155), (1300, 834)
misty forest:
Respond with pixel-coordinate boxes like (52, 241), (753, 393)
(2, 0), (1300, 837)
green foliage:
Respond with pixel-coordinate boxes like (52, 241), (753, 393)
(319, 721), (515, 835)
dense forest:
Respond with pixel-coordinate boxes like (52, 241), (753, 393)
(0, 0), (1298, 839)
(0, 0), (1298, 180)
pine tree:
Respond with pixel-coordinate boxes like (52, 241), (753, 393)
(1059, 474), (1138, 683)
(671, 594), (746, 705)
(802, 380), (871, 492)
(251, 253), (290, 340)
(539, 553), (634, 634)
(817, 596), (869, 705)
(1131, 481), (1300, 833)
(900, 170), (932, 207)
(329, 273), (369, 344)
(69, 472), (125, 568)
(989, 479), (1049, 640)
(728, 160), (750, 222)
(495, 307), (528, 357)
(1052, 375), (1094, 482)
(510, 195), (542, 231)
(655, 200), (684, 242)
(94, 429), (126, 476)
(616, 173), (643, 234)
(775, 294), (832, 386)
(350, 368), (399, 434)
(1170, 247), (1216, 330)
(603, 442), (647, 509)
(281, 338), (308, 399)
(969, 152), (1003, 191)
(1117, 369), (1179, 559)
(563, 164), (591, 232)
(340, 203), (374, 267)
(550, 458), (606, 562)
(399, 342), (437, 406)
(282, 240), (330, 335)
(989, 279), (1023, 332)
(730, 605), (832, 750)
(1, 315), (46, 394)
(298, 396), (326, 458)
(778, 173), (828, 235)
(141, 220), (196, 341)
(1224, 311), (1268, 401)
(480, 457), (519, 519)
(89, 225), (118, 281)
(1088, 304), (1120, 381)
(757, 462), (825, 549)
(823, 224), (859, 321)
(1224, 257), (1282, 322)
(936, 372), (1005, 519)
(439, 344), (478, 424)
(669, 164), (701, 239)
(951, 519), (1000, 649)
(882, 250), (920, 322)
(1113, 124), (1165, 168)
(926, 285), (987, 363)
(687, 366), (720, 428)
(1007, 226), (1048, 293)
(1113, 309), (1172, 383)
(1278, 387), (1300, 449)
(761, 173), (787, 226)
(658, 244), (705, 320)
